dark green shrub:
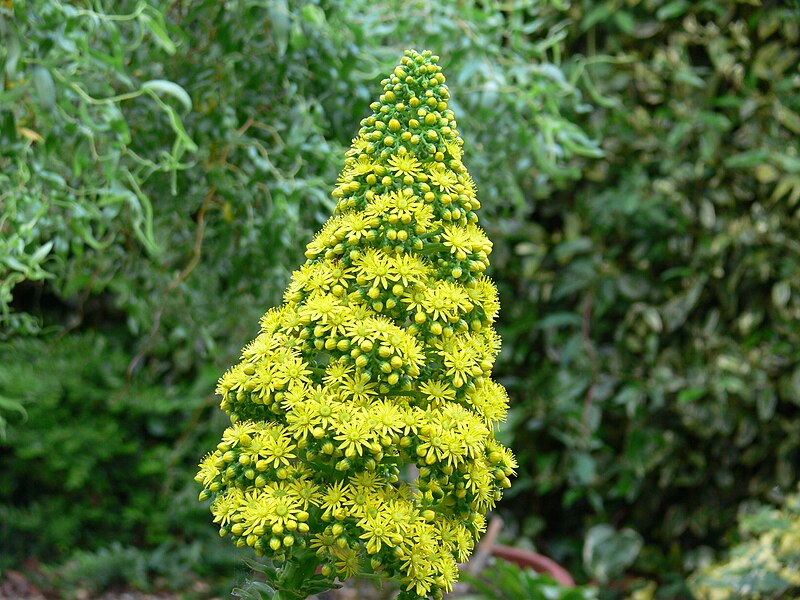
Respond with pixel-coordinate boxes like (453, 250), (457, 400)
(488, 0), (800, 586)
(0, 333), (222, 570)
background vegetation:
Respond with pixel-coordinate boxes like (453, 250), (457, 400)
(1, 0), (799, 598)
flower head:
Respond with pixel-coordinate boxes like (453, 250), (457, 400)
(197, 49), (514, 600)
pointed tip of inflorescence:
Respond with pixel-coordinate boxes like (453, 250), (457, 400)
(341, 48), (465, 185)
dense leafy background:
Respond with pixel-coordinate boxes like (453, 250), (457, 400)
(1, 0), (799, 598)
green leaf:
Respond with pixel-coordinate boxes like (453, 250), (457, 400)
(300, 4), (326, 26)
(614, 11), (636, 35)
(776, 103), (800, 135)
(536, 312), (582, 330)
(139, 7), (177, 55)
(674, 68), (705, 88)
(572, 452), (597, 485)
(2, 25), (20, 78)
(581, 3), (613, 31)
(1, 109), (16, 142)
(677, 387), (705, 403)
(143, 91), (198, 153)
(583, 524), (643, 583)
(756, 391), (777, 421)
(269, 0), (291, 57)
(2, 255), (30, 273)
(141, 80), (192, 112)
(723, 149), (770, 169)
(30, 240), (54, 264)
(32, 66), (56, 112)
(656, 0), (690, 21)
(772, 281), (791, 308)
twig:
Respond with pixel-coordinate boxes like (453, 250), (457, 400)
(452, 515), (504, 595)
(580, 290), (597, 440)
(126, 186), (216, 379)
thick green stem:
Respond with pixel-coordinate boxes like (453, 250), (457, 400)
(271, 552), (335, 600)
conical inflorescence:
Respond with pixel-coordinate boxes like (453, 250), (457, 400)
(196, 49), (516, 600)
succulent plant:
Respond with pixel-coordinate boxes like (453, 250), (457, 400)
(196, 49), (515, 599)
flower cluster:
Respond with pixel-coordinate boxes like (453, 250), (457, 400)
(196, 49), (516, 600)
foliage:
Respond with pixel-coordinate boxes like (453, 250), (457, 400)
(196, 50), (516, 600)
(582, 524), (643, 585)
(689, 488), (800, 599)
(460, 559), (597, 600)
(230, 558), (342, 600)
(46, 540), (233, 597)
(0, 332), (228, 578)
(0, 0), (342, 366)
(0, 0), (598, 345)
(484, 0), (800, 586)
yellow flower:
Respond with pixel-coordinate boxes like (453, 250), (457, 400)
(391, 254), (430, 286)
(343, 485), (380, 519)
(252, 362), (282, 400)
(340, 372), (378, 404)
(419, 379), (456, 408)
(465, 379), (509, 426)
(363, 193), (393, 221)
(210, 488), (243, 527)
(319, 480), (349, 517)
(366, 399), (404, 438)
(300, 292), (347, 326)
(388, 151), (423, 179)
(395, 335), (425, 376)
(353, 248), (394, 289)
(383, 189), (423, 223)
(339, 212), (376, 244)
(345, 154), (376, 177)
(221, 421), (259, 448)
(324, 359), (352, 387)
(427, 163), (459, 193)
(359, 514), (401, 554)
(346, 136), (372, 157)
(441, 344), (480, 388)
(334, 415), (373, 458)
(399, 535), (437, 597)
(304, 217), (340, 259)
(328, 263), (355, 288)
(195, 453), (220, 488)
(274, 352), (312, 386)
(421, 281), (469, 323)
(285, 401), (317, 439)
(256, 427), (297, 468)
(292, 262), (332, 293)
(308, 385), (341, 429)
(444, 138), (463, 162)
(333, 546), (362, 579)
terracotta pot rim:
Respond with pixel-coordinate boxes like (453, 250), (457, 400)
(489, 544), (575, 588)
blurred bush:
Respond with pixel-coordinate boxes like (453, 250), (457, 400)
(0, 333), (227, 574)
(489, 0), (800, 588)
(2, 0), (800, 595)
(689, 488), (800, 599)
